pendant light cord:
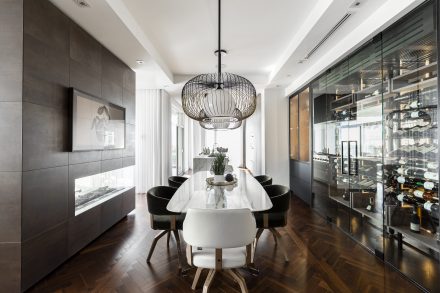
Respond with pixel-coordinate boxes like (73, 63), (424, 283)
(217, 0), (221, 85)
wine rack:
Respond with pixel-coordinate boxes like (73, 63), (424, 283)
(384, 62), (440, 252)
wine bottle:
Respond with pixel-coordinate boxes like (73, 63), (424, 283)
(403, 100), (421, 109)
(397, 167), (426, 178)
(403, 110), (430, 121)
(396, 192), (425, 205)
(410, 206), (421, 233)
(424, 202), (440, 219)
(424, 171), (439, 181)
(424, 181), (438, 191)
(366, 197), (375, 212)
(413, 189), (438, 202)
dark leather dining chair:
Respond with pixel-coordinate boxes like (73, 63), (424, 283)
(254, 175), (273, 186)
(168, 176), (188, 188)
(146, 186), (185, 268)
(253, 184), (290, 262)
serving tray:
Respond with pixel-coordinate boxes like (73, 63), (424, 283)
(206, 177), (237, 186)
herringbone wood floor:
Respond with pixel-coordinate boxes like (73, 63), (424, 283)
(28, 194), (420, 293)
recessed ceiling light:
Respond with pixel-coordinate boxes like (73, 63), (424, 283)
(73, 0), (90, 8)
(136, 60), (144, 64)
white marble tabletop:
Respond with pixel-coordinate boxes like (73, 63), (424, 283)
(167, 169), (273, 213)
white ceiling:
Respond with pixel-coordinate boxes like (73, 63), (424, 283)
(50, 0), (424, 96)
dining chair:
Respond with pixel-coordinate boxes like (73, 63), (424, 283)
(168, 176), (188, 188)
(253, 175), (273, 186)
(183, 208), (256, 293)
(253, 184), (290, 262)
(146, 186), (185, 268)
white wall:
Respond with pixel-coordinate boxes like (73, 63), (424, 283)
(245, 94), (263, 175)
(263, 88), (289, 186)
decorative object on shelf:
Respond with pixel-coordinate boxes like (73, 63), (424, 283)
(181, 0), (256, 130)
(216, 147), (228, 153)
(211, 153), (226, 183)
(225, 173), (234, 182)
(199, 147), (211, 155)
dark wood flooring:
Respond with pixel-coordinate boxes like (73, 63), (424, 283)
(28, 195), (421, 293)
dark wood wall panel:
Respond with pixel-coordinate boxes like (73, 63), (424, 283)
(21, 0), (136, 291)
(0, 0), (23, 291)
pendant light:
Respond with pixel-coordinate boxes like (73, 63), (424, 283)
(181, 0), (256, 130)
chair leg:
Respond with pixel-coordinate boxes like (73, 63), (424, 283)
(271, 229), (278, 245)
(227, 269), (248, 293)
(252, 228), (264, 263)
(172, 230), (183, 269)
(167, 231), (171, 248)
(191, 267), (203, 290)
(146, 230), (168, 263)
(202, 269), (216, 293)
(269, 228), (289, 262)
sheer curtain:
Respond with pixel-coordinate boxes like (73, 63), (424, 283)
(135, 89), (171, 193)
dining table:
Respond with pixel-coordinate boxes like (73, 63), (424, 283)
(166, 169), (273, 213)
(167, 169), (273, 275)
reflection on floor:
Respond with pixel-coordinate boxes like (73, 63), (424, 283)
(28, 194), (419, 292)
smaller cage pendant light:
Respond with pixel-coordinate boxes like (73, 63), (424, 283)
(181, 0), (256, 130)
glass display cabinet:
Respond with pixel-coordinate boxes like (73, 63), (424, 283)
(306, 1), (440, 291)
(74, 166), (134, 216)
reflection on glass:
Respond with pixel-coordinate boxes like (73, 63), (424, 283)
(74, 166), (134, 216)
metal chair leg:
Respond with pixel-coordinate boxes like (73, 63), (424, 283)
(192, 267), (203, 290)
(269, 228), (289, 262)
(202, 269), (216, 293)
(146, 230), (168, 263)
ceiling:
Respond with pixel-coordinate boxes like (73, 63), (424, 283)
(50, 0), (424, 96)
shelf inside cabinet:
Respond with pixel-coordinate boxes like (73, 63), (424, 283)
(330, 93), (354, 111)
(352, 207), (382, 223)
(391, 62), (438, 93)
(329, 194), (350, 208)
(392, 77), (438, 94)
(389, 225), (440, 253)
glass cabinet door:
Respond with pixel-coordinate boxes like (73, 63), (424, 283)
(312, 74), (338, 221)
(326, 59), (352, 234)
(347, 37), (384, 254)
(382, 1), (440, 291)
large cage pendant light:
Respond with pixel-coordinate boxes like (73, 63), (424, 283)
(181, 0), (256, 130)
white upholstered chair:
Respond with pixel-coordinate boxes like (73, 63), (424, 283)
(182, 208), (256, 293)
